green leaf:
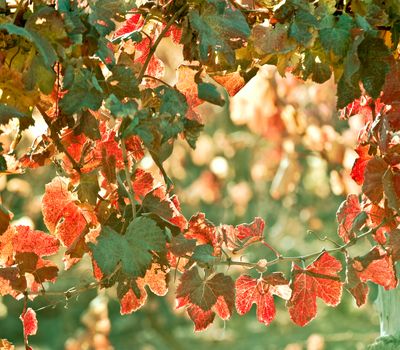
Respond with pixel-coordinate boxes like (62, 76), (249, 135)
(0, 23), (57, 67)
(157, 87), (188, 117)
(59, 69), (103, 114)
(106, 65), (139, 99)
(197, 82), (225, 106)
(74, 110), (101, 140)
(169, 234), (196, 257)
(289, 9), (318, 46)
(252, 23), (295, 55)
(77, 172), (100, 206)
(88, 0), (135, 36)
(142, 193), (174, 220)
(89, 217), (165, 278)
(0, 104), (33, 129)
(183, 118), (204, 149)
(190, 244), (218, 266)
(176, 266), (234, 311)
(319, 14), (354, 57)
(298, 48), (331, 83)
(24, 56), (56, 94)
(188, 0), (250, 64)
(105, 94), (138, 118)
(336, 33), (364, 108)
(358, 35), (390, 99)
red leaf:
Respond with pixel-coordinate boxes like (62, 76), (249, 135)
(120, 264), (168, 315)
(20, 308), (37, 346)
(132, 168), (154, 202)
(362, 157), (388, 203)
(212, 72), (245, 97)
(236, 217), (265, 242)
(0, 267), (26, 297)
(351, 246), (397, 290)
(346, 256), (369, 307)
(287, 252), (343, 326)
(351, 145), (372, 185)
(185, 213), (220, 254)
(336, 195), (364, 243)
(114, 14), (145, 39)
(235, 273), (291, 326)
(367, 204), (397, 244)
(176, 65), (204, 123)
(387, 229), (400, 261)
(382, 59), (400, 105)
(42, 177), (97, 247)
(12, 226), (59, 257)
(187, 304), (215, 331)
(165, 25), (182, 44)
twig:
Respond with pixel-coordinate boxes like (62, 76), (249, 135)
(137, 4), (188, 82)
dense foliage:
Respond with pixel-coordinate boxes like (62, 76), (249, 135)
(1, 0), (400, 347)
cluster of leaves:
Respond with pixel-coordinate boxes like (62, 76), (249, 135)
(0, 0), (400, 347)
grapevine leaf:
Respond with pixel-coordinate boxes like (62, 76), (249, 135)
(59, 69), (103, 115)
(89, 217), (165, 278)
(185, 213), (220, 254)
(351, 247), (397, 290)
(337, 33), (364, 108)
(287, 252), (343, 326)
(176, 267), (234, 331)
(42, 177), (97, 248)
(169, 234), (196, 257)
(177, 267), (234, 310)
(362, 157), (388, 203)
(119, 263), (168, 314)
(0, 23), (57, 67)
(188, 0), (250, 64)
(319, 14), (354, 57)
(351, 145), (372, 185)
(336, 194), (364, 243)
(77, 172), (100, 206)
(186, 305), (215, 331)
(346, 255), (369, 307)
(0, 105), (30, 127)
(252, 22), (295, 55)
(387, 229), (400, 262)
(189, 244), (218, 266)
(106, 65), (140, 99)
(197, 82), (225, 106)
(20, 308), (37, 347)
(212, 72), (245, 96)
(0, 204), (10, 235)
(12, 226), (59, 257)
(358, 35), (390, 99)
(235, 273), (291, 326)
(288, 9), (318, 46)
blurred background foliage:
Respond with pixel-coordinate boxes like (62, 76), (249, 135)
(0, 58), (381, 349)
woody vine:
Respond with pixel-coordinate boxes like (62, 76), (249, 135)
(0, 0), (400, 347)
